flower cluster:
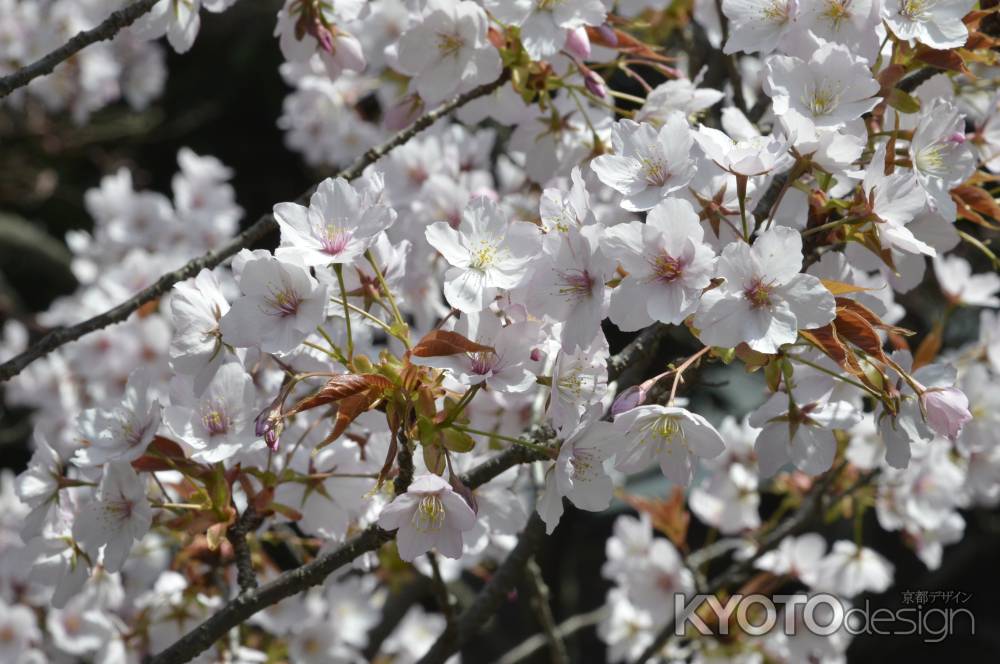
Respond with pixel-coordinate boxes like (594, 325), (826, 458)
(1, 0), (1000, 662)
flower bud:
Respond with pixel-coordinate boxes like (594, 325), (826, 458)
(920, 386), (972, 441)
(611, 385), (645, 417)
(596, 23), (618, 47)
(584, 69), (607, 99)
(947, 131), (967, 144)
(564, 27), (591, 60)
(307, 18), (336, 54)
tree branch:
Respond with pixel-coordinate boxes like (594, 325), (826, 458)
(0, 72), (510, 384)
(525, 558), (569, 664)
(226, 504), (263, 594)
(146, 441), (538, 664)
(632, 461), (856, 664)
(416, 513), (548, 664)
(0, 0), (161, 99)
(496, 606), (608, 664)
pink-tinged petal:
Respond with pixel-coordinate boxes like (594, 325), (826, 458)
(755, 423), (792, 477)
(440, 491), (477, 531)
(377, 495), (418, 530)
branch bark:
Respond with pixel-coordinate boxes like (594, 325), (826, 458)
(146, 442), (541, 664)
(226, 504), (263, 594)
(0, 0), (161, 99)
(631, 461), (858, 664)
(0, 72), (510, 384)
(525, 558), (569, 664)
(416, 513), (549, 664)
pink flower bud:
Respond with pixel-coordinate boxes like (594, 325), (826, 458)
(383, 94), (424, 131)
(308, 19), (336, 54)
(920, 386), (972, 441)
(584, 69), (607, 99)
(564, 27), (591, 60)
(530, 348), (543, 362)
(611, 385), (645, 417)
(947, 131), (967, 144)
(596, 23), (617, 47)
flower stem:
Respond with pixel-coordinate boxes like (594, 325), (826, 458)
(788, 353), (881, 399)
(451, 424), (550, 454)
(365, 250), (410, 349)
(333, 264), (353, 361)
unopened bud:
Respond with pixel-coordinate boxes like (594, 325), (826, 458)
(308, 18), (336, 54)
(564, 27), (591, 60)
(596, 23), (618, 47)
(947, 131), (967, 144)
(919, 386), (972, 441)
(611, 385), (645, 417)
(584, 69), (607, 99)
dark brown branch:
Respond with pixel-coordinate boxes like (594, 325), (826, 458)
(416, 513), (548, 664)
(0, 72), (509, 384)
(226, 504), (263, 594)
(632, 461), (855, 664)
(146, 441), (536, 664)
(898, 67), (939, 93)
(0, 0), (161, 99)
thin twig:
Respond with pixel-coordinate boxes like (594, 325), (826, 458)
(0, 0), (161, 98)
(0, 72), (509, 383)
(146, 441), (537, 664)
(496, 606), (609, 664)
(415, 513), (548, 664)
(525, 558), (569, 664)
(632, 461), (855, 664)
(427, 552), (457, 633)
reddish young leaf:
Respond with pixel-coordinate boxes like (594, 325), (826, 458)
(915, 48), (973, 76)
(835, 308), (888, 361)
(286, 374), (393, 416)
(411, 329), (495, 358)
(801, 326), (850, 367)
(316, 389), (384, 450)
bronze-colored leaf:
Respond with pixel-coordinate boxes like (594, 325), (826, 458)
(316, 389), (384, 450)
(834, 308), (887, 361)
(913, 320), (944, 369)
(801, 326), (849, 367)
(952, 185), (1000, 230)
(411, 329), (495, 358)
(835, 297), (914, 336)
(286, 374), (393, 416)
(915, 47), (973, 76)
(621, 487), (690, 551)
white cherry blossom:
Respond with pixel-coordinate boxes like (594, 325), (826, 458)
(694, 226), (836, 353)
(72, 462), (152, 573)
(425, 197), (541, 313)
(604, 198), (717, 329)
(377, 474), (477, 561)
(591, 114), (697, 212)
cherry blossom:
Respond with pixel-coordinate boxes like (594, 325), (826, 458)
(591, 114), (697, 211)
(377, 474), (477, 561)
(274, 176), (396, 267)
(694, 226), (836, 353)
(72, 462), (152, 573)
(395, 0), (502, 105)
(424, 196), (541, 313)
(613, 405), (727, 485)
(220, 252), (329, 354)
(604, 198), (717, 329)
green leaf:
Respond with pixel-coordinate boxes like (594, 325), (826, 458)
(887, 88), (921, 114)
